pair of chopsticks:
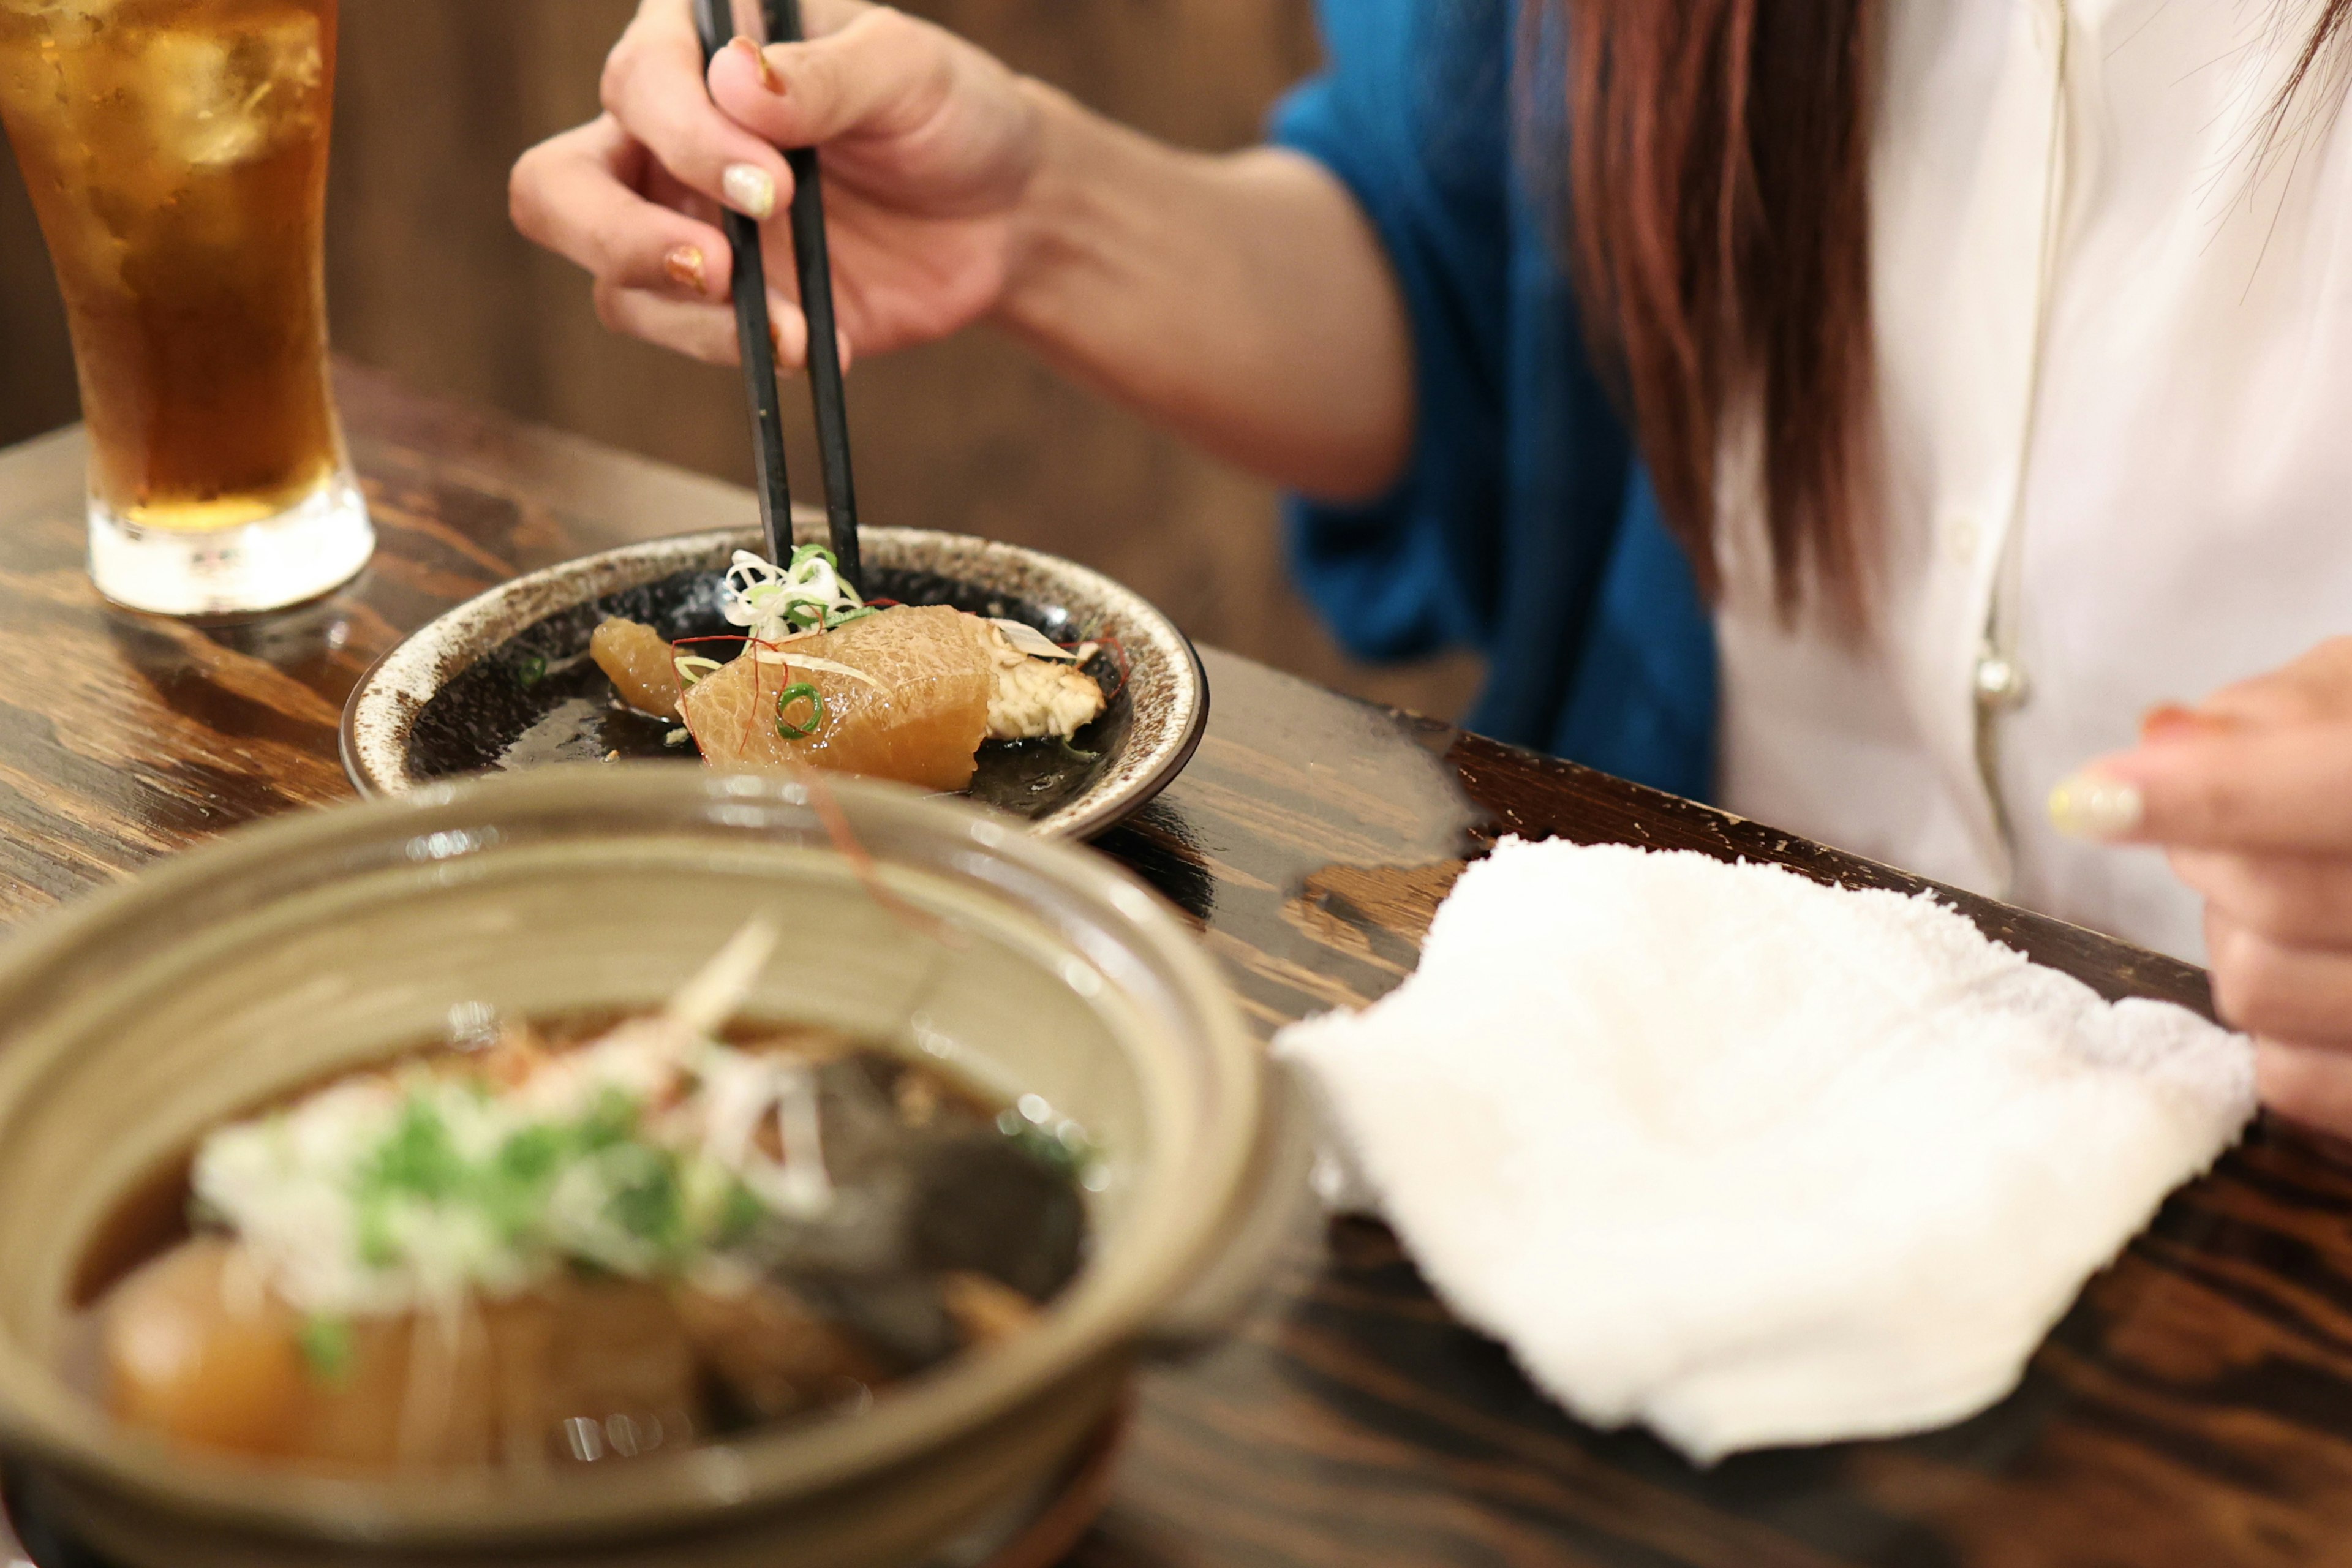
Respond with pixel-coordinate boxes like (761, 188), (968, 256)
(691, 0), (862, 594)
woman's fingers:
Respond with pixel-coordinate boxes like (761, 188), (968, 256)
(594, 279), (810, 368)
(511, 118), (733, 301)
(2201, 637), (2352, 728)
(603, 0), (796, 221)
(2052, 636), (2352, 851)
(2057, 641), (2352, 1138)
(2253, 1038), (2352, 1135)
(2052, 723), (2352, 854)
(708, 6), (956, 149)
(2204, 911), (2352, 1045)
(2167, 847), (2352, 947)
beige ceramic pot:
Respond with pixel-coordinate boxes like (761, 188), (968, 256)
(0, 766), (1305, 1568)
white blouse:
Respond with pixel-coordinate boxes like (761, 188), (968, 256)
(1716, 0), (2352, 963)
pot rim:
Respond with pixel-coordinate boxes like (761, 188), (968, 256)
(0, 768), (1271, 1547)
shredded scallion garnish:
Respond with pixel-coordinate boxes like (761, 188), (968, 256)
(187, 922), (845, 1321)
(722, 546), (873, 643)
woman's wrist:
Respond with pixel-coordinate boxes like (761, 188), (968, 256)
(984, 75), (1414, 499)
(992, 77), (1158, 349)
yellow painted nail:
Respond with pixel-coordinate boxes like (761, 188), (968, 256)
(2048, 771), (2144, 841)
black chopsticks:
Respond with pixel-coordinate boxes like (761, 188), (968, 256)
(689, 0), (863, 594)
(763, 0), (862, 594)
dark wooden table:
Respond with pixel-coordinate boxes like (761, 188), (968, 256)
(5, 368), (2352, 1568)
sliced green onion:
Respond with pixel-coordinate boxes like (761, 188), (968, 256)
(826, 606), (880, 630)
(516, 653), (548, 687)
(785, 604), (823, 631)
(299, 1315), (355, 1385)
(775, 682), (825, 739)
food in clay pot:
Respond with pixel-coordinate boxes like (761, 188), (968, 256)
(83, 921), (1092, 1472)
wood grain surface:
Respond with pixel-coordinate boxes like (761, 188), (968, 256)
(4, 373), (2351, 1568)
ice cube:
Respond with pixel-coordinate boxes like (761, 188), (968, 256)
(141, 16), (321, 168)
(0, 1), (126, 17)
(248, 13), (325, 98)
(0, 0), (123, 45)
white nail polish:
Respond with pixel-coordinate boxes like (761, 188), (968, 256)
(2048, 772), (2145, 841)
(721, 163), (775, 221)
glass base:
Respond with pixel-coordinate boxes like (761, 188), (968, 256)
(86, 472), (374, 617)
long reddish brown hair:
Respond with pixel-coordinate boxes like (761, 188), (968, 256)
(1559, 0), (2352, 627)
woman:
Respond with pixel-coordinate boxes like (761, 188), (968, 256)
(511, 0), (2352, 1135)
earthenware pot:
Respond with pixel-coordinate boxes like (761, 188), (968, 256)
(0, 767), (1304, 1568)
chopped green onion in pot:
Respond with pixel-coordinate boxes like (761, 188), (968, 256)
(299, 1316), (355, 1384)
(775, 683), (825, 739)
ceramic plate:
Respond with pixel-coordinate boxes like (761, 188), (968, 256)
(339, 526), (1208, 839)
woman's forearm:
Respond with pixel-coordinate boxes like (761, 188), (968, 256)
(996, 81), (1415, 504)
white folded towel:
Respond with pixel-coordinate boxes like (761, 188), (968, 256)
(1274, 838), (2255, 1462)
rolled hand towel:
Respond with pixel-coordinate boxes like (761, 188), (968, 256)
(1275, 839), (2255, 1462)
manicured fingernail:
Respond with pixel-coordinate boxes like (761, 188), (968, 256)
(722, 163), (775, 221)
(2049, 770), (2145, 841)
(729, 34), (784, 92)
(2140, 703), (2233, 744)
(662, 244), (707, 293)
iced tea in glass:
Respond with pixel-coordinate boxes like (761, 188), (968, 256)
(0, 0), (371, 615)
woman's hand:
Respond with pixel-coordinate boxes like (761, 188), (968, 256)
(510, 0), (1414, 498)
(2052, 638), (2352, 1134)
(509, 0), (1044, 368)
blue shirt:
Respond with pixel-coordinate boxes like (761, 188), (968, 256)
(1269, 0), (1717, 801)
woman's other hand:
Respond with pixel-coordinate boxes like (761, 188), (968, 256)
(2052, 638), (2352, 1135)
(509, 0), (1042, 369)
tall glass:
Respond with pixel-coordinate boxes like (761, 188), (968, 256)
(0, 0), (371, 616)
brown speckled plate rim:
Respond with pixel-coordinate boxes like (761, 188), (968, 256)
(338, 526), (1209, 840)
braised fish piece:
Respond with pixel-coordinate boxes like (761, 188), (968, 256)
(984, 622), (1109, 741)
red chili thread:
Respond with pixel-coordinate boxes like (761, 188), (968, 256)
(748, 644), (796, 753)
(797, 767), (963, 946)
